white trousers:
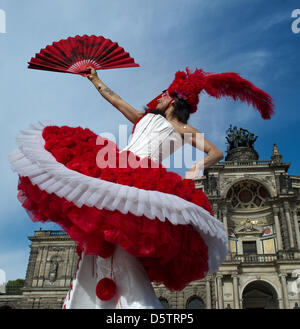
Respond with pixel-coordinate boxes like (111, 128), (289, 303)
(63, 245), (163, 309)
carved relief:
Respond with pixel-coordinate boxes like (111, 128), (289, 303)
(49, 256), (62, 283)
(234, 219), (264, 236)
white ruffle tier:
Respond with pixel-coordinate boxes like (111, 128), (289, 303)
(8, 121), (228, 274)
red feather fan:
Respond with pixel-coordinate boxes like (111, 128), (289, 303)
(28, 35), (139, 75)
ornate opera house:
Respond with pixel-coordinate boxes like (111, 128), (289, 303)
(1, 126), (300, 309)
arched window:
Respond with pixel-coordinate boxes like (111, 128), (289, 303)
(186, 296), (205, 309)
(226, 181), (270, 209)
(159, 297), (171, 309)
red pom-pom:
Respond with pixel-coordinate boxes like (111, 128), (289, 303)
(96, 278), (116, 301)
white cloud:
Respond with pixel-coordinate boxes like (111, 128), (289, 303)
(258, 12), (291, 31)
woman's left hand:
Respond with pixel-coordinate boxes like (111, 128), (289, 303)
(183, 165), (201, 180)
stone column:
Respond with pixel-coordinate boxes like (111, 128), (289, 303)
(216, 274), (224, 309)
(279, 273), (289, 309)
(38, 246), (47, 287)
(273, 206), (283, 251)
(222, 208), (229, 250)
(232, 273), (240, 309)
(25, 247), (38, 288)
(64, 246), (74, 286)
(218, 208), (222, 221)
(206, 278), (212, 309)
(213, 203), (218, 218)
(292, 209), (300, 250)
(284, 202), (295, 249)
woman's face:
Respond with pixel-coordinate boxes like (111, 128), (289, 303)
(156, 90), (173, 111)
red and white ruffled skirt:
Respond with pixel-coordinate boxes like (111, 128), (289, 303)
(9, 122), (228, 308)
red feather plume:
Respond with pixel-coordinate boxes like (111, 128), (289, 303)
(203, 72), (274, 119)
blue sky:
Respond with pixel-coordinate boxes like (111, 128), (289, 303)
(0, 0), (300, 281)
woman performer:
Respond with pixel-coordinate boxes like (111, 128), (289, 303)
(9, 66), (273, 309)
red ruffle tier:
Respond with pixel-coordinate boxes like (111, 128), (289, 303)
(17, 125), (213, 291)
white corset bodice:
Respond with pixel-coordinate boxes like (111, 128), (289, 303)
(121, 113), (184, 163)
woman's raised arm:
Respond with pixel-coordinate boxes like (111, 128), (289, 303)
(182, 124), (224, 179)
(86, 67), (144, 124)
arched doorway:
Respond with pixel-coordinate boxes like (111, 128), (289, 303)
(159, 297), (171, 309)
(186, 296), (205, 309)
(0, 305), (13, 309)
(242, 280), (279, 309)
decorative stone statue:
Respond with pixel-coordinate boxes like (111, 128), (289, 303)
(225, 126), (258, 150)
(49, 260), (58, 283)
(225, 125), (259, 161)
(239, 128), (249, 147)
(225, 125), (234, 151)
(248, 133), (258, 148)
(225, 134), (235, 151)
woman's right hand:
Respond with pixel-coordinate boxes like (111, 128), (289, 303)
(86, 66), (99, 81)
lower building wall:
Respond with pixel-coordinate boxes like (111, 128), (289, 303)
(1, 269), (300, 309)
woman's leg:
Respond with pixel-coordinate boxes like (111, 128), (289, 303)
(63, 245), (162, 309)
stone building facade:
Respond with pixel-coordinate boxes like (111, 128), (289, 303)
(1, 127), (300, 309)
(0, 231), (76, 309)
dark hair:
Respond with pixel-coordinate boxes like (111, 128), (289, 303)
(144, 96), (191, 123)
